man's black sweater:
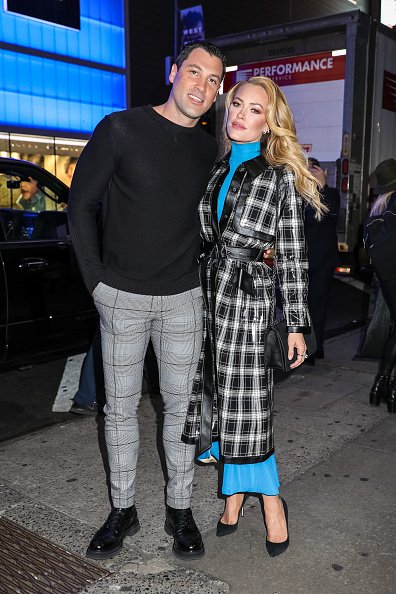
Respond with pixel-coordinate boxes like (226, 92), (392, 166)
(68, 106), (217, 295)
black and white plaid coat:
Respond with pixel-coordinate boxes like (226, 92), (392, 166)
(182, 154), (310, 464)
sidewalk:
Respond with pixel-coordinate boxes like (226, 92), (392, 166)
(0, 329), (395, 594)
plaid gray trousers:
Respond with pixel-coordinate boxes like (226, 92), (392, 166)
(93, 282), (203, 509)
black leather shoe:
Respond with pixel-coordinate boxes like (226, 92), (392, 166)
(70, 401), (98, 416)
(86, 506), (140, 559)
(369, 374), (390, 406)
(164, 505), (204, 559)
(387, 383), (396, 413)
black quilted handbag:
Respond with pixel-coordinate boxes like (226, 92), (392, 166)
(264, 319), (317, 372)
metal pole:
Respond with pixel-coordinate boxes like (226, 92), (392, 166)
(174, 0), (179, 57)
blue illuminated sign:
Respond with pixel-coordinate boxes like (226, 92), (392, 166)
(0, 0), (124, 67)
(5, 0), (81, 30)
(0, 0), (126, 134)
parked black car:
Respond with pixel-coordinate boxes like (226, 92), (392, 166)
(0, 157), (97, 370)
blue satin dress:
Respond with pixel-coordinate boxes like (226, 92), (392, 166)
(197, 141), (280, 496)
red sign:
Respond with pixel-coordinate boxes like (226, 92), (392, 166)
(223, 51), (345, 93)
(301, 144), (312, 154)
(382, 70), (396, 113)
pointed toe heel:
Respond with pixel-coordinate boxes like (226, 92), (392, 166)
(265, 498), (289, 558)
(216, 497), (246, 537)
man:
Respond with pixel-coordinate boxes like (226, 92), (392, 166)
(16, 177), (46, 211)
(68, 41), (226, 560)
(64, 157), (78, 185)
(305, 157), (340, 361)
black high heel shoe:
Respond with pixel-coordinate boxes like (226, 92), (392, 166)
(387, 383), (396, 413)
(216, 495), (246, 537)
(370, 374), (390, 406)
(265, 497), (289, 558)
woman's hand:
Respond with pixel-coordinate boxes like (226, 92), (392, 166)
(287, 332), (307, 369)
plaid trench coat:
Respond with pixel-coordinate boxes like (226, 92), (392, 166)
(182, 154), (310, 464)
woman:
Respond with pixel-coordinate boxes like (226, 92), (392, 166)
(365, 158), (396, 413)
(182, 77), (325, 557)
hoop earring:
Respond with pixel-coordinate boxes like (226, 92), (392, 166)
(262, 129), (270, 135)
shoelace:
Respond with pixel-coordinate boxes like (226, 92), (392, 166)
(105, 509), (131, 532)
(172, 509), (195, 531)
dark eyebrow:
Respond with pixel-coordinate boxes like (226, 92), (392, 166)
(233, 95), (264, 109)
(187, 63), (221, 82)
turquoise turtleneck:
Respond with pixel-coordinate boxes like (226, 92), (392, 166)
(217, 141), (261, 221)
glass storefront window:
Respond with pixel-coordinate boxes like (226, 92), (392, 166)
(0, 132), (87, 176)
(0, 132), (87, 209)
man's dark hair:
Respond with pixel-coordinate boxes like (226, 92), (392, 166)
(175, 41), (226, 81)
(64, 156), (78, 174)
(308, 157), (321, 168)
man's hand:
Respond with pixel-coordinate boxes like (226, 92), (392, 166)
(308, 164), (327, 189)
(287, 332), (307, 369)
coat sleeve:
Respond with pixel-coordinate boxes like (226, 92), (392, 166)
(67, 115), (118, 293)
(276, 168), (310, 331)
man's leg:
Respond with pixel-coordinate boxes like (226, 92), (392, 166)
(86, 284), (153, 560)
(96, 286), (154, 508)
(151, 287), (204, 559)
(152, 287), (203, 508)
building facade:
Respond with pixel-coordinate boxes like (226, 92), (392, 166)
(0, 0), (127, 201)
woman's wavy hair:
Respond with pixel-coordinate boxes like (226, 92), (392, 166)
(370, 191), (394, 216)
(223, 77), (327, 218)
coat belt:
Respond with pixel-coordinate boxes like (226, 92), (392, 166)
(202, 242), (263, 262)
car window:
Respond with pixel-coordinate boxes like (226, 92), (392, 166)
(0, 172), (20, 210)
(0, 171), (68, 241)
(0, 172), (65, 211)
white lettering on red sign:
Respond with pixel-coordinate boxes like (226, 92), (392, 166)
(252, 58), (334, 78)
(227, 51), (345, 91)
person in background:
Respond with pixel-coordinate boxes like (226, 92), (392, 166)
(70, 328), (104, 416)
(64, 157), (78, 186)
(182, 77), (326, 558)
(305, 157), (340, 362)
(68, 41), (226, 561)
(16, 177), (46, 212)
(364, 158), (396, 413)
(70, 332), (156, 416)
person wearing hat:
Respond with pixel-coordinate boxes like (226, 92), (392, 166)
(365, 158), (396, 413)
(305, 157), (340, 362)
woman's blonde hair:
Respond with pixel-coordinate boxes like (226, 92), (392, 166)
(223, 77), (327, 218)
(370, 191), (393, 216)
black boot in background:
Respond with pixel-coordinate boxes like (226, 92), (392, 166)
(387, 382), (396, 413)
(369, 374), (390, 406)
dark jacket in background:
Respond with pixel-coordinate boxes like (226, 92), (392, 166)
(305, 185), (341, 353)
(305, 185), (340, 269)
(364, 191), (396, 321)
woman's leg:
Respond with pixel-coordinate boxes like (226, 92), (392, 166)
(219, 493), (245, 525)
(262, 495), (288, 543)
(369, 281), (396, 405)
(379, 281), (396, 376)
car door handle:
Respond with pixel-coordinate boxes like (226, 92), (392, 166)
(18, 258), (48, 273)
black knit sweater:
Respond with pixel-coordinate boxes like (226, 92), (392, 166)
(68, 106), (217, 295)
